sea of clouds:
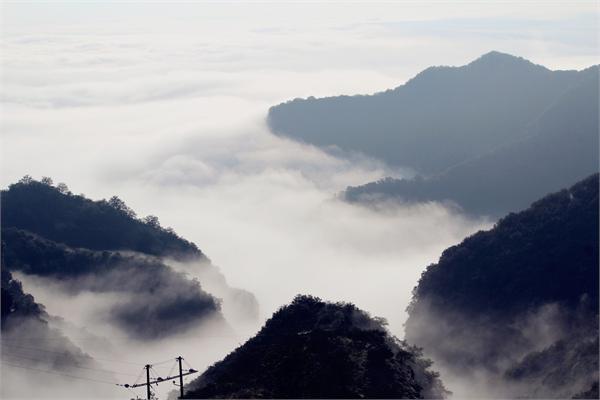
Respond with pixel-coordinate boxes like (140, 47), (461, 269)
(1, 3), (596, 398)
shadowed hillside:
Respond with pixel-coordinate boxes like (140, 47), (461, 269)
(2, 228), (222, 339)
(1, 176), (201, 260)
(184, 295), (448, 399)
(1, 177), (258, 340)
(1, 268), (97, 375)
(268, 51), (587, 175)
(344, 66), (599, 217)
(404, 174), (599, 398)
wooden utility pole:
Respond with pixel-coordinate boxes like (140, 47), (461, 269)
(177, 356), (184, 399)
(145, 364), (151, 400)
(123, 357), (198, 399)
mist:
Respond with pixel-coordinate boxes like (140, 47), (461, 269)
(1, 2), (596, 399)
(405, 299), (598, 398)
(7, 127), (489, 397)
(6, 271), (244, 399)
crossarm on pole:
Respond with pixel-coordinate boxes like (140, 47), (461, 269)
(124, 370), (198, 388)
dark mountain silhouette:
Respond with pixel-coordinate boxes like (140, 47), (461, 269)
(1, 177), (258, 339)
(1, 268), (95, 372)
(2, 228), (221, 339)
(268, 51), (589, 175)
(1, 177), (201, 260)
(184, 295), (448, 399)
(1, 268), (44, 326)
(404, 174), (599, 398)
(345, 66), (599, 216)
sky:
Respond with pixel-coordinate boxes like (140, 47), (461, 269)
(0, 1), (598, 398)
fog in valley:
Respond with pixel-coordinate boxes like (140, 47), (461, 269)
(1, 2), (597, 399)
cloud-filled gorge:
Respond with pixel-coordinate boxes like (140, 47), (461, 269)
(1, 3), (597, 399)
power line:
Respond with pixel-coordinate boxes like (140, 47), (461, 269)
(150, 358), (175, 366)
(1, 334), (241, 339)
(1, 343), (89, 357)
(2, 344), (200, 398)
(166, 360), (178, 378)
(132, 367), (145, 387)
(2, 352), (139, 377)
(1, 342), (154, 366)
(1, 361), (120, 386)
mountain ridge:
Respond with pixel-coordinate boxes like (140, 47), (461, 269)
(1, 176), (259, 340)
(343, 64), (599, 216)
(1, 176), (203, 261)
(268, 51), (591, 176)
(184, 295), (448, 399)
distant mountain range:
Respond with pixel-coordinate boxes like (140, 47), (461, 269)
(1, 177), (258, 340)
(404, 174), (599, 398)
(268, 52), (599, 216)
(183, 295), (448, 399)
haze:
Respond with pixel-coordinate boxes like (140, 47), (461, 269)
(1, 2), (598, 399)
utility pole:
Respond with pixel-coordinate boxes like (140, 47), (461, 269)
(122, 357), (198, 398)
(177, 356), (184, 399)
(145, 364), (151, 400)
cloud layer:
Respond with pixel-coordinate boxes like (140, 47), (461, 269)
(1, 3), (596, 397)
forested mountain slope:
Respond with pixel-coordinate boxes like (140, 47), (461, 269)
(344, 66), (599, 216)
(1, 268), (96, 374)
(1, 177), (201, 260)
(404, 174), (599, 398)
(2, 228), (221, 339)
(268, 51), (587, 175)
(184, 295), (448, 399)
(1, 177), (258, 339)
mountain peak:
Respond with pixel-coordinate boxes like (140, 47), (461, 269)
(480, 50), (518, 59)
(469, 51), (546, 71)
(184, 295), (449, 399)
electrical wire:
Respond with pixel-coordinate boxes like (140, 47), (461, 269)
(1, 342), (145, 366)
(1, 352), (139, 377)
(150, 358), (175, 366)
(166, 360), (177, 378)
(183, 357), (194, 370)
(1, 361), (120, 386)
(1, 343), (85, 357)
(131, 367), (145, 386)
(1, 341), (200, 391)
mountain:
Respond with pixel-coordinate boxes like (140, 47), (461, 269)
(1, 177), (258, 339)
(2, 227), (221, 339)
(1, 267), (126, 398)
(1, 176), (201, 260)
(1, 267), (96, 375)
(268, 51), (588, 175)
(404, 174), (599, 398)
(345, 66), (599, 216)
(184, 295), (448, 399)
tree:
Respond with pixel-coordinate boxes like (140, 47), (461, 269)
(18, 175), (33, 185)
(143, 215), (160, 228)
(56, 183), (70, 194)
(108, 196), (137, 219)
(40, 177), (54, 186)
